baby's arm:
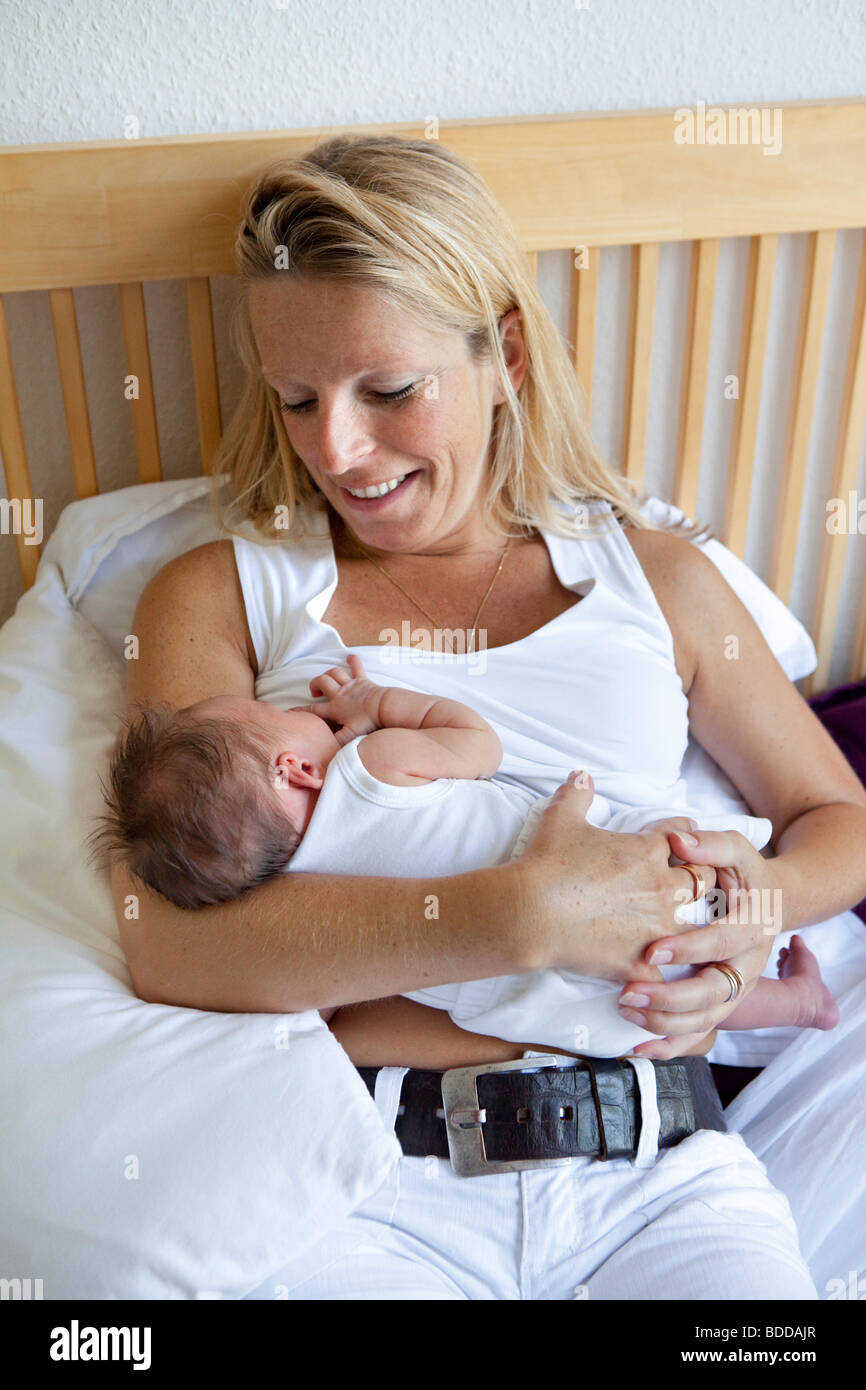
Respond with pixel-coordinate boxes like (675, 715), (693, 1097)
(306, 654), (501, 786)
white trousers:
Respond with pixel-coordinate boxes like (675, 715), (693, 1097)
(243, 1053), (817, 1301)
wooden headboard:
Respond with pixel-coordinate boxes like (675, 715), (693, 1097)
(1, 99), (864, 694)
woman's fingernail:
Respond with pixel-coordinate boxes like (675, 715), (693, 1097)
(619, 992), (650, 1007)
(619, 1008), (646, 1025)
(678, 832), (699, 846)
(649, 949), (674, 965)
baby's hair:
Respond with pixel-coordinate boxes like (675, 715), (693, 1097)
(87, 700), (301, 909)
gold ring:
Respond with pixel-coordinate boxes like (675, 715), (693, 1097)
(680, 863), (707, 903)
(709, 962), (745, 1003)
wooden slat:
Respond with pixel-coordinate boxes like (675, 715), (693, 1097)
(723, 233), (778, 556)
(570, 245), (598, 417)
(117, 282), (162, 484)
(769, 230), (835, 602)
(48, 288), (98, 499)
(804, 231), (866, 695)
(0, 294), (40, 588)
(185, 277), (222, 473)
(673, 238), (719, 521)
(2, 100), (865, 291)
(0, 104), (864, 693)
(621, 241), (660, 484)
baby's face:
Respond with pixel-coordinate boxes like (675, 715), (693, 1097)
(187, 694), (340, 835)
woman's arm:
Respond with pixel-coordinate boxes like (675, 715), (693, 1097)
(327, 995), (717, 1067)
(665, 535), (866, 927)
(328, 995), (528, 1066)
(116, 777), (701, 1012)
(114, 541), (529, 1010)
(613, 530), (866, 1056)
(113, 541), (705, 1012)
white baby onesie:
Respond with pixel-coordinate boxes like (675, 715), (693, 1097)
(286, 737), (772, 1056)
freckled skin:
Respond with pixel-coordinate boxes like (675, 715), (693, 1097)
(249, 274), (527, 561)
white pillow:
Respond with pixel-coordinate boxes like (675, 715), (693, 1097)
(43, 474), (235, 658)
(0, 560), (401, 1298)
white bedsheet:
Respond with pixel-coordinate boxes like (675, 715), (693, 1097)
(1, 477), (864, 1297)
(726, 970), (866, 1296)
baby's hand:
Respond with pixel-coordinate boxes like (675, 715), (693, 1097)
(304, 654), (384, 747)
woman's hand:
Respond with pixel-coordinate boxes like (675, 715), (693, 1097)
(622, 826), (780, 1059)
(513, 773), (719, 985)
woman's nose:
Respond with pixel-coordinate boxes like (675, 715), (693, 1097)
(313, 401), (375, 477)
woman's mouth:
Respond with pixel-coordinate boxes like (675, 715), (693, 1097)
(340, 472), (417, 508)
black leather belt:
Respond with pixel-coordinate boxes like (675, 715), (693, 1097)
(358, 1055), (727, 1176)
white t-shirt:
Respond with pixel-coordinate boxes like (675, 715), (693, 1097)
(287, 737), (773, 1056)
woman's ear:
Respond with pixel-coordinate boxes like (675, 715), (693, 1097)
(492, 308), (528, 401)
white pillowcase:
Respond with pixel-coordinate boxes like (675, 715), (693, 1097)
(0, 558), (401, 1299)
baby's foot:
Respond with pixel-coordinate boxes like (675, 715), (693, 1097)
(776, 935), (839, 1030)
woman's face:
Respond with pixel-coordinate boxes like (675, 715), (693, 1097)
(249, 275), (527, 556)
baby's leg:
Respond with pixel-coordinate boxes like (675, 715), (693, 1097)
(718, 935), (839, 1032)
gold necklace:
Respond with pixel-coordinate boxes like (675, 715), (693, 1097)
(347, 532), (513, 654)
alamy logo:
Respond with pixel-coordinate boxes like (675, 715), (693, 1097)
(49, 1320), (152, 1371)
(673, 100), (782, 157)
(0, 497), (43, 546)
(0, 1277), (43, 1299)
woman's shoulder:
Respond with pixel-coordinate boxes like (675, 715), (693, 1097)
(132, 540), (258, 692)
(144, 538), (239, 600)
(622, 523), (719, 586)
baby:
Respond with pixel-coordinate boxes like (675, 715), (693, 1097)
(93, 655), (838, 1056)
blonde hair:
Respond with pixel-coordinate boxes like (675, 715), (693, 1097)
(209, 132), (712, 547)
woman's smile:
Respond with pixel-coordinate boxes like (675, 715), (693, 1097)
(339, 470), (419, 509)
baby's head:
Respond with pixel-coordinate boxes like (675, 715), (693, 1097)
(89, 694), (340, 909)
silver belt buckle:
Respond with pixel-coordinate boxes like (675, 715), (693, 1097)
(440, 1056), (579, 1177)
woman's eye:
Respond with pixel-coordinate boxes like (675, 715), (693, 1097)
(280, 384), (417, 415)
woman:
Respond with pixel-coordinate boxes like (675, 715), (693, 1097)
(111, 134), (866, 1299)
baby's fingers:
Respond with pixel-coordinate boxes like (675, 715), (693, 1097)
(309, 670), (346, 697)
